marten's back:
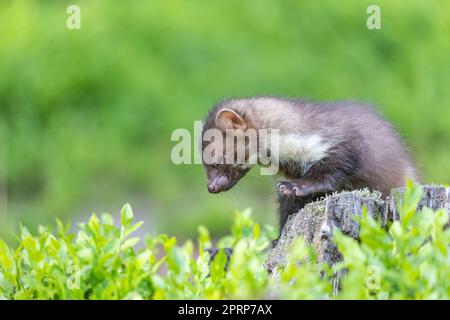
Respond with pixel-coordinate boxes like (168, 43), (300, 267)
(296, 100), (419, 196)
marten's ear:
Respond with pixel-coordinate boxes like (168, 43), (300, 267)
(215, 108), (247, 130)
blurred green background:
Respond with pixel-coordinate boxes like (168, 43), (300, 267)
(1, 0), (449, 243)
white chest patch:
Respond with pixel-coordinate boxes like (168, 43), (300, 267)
(278, 133), (331, 166)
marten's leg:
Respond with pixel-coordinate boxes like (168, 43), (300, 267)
(277, 149), (359, 199)
(276, 173), (344, 232)
(277, 178), (335, 198)
(275, 162), (353, 244)
(277, 145), (361, 199)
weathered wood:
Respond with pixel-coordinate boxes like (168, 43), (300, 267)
(385, 185), (450, 221)
(265, 185), (450, 271)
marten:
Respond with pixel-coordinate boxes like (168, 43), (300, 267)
(201, 96), (418, 235)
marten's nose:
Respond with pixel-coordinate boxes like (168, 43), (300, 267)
(208, 184), (219, 193)
(208, 176), (229, 193)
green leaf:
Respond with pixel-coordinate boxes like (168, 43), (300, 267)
(121, 204), (134, 227)
(122, 237), (140, 250)
(0, 240), (13, 269)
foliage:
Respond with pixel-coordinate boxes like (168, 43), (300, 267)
(1, 0), (450, 240)
(1, 183), (449, 299)
(334, 182), (450, 299)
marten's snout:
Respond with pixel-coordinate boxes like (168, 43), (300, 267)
(207, 176), (230, 193)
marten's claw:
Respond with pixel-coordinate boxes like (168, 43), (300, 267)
(278, 181), (310, 197)
(277, 181), (295, 196)
(292, 186), (307, 197)
(277, 182), (288, 195)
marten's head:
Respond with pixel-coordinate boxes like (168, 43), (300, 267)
(201, 105), (255, 193)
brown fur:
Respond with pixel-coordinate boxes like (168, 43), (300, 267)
(202, 97), (419, 233)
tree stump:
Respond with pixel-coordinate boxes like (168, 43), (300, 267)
(265, 185), (450, 271)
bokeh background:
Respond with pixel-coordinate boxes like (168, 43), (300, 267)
(1, 0), (449, 243)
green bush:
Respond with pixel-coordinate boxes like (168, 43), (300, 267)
(0, 183), (449, 299)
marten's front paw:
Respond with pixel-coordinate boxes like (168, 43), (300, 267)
(277, 181), (294, 196)
(277, 181), (309, 197)
(277, 181), (303, 196)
